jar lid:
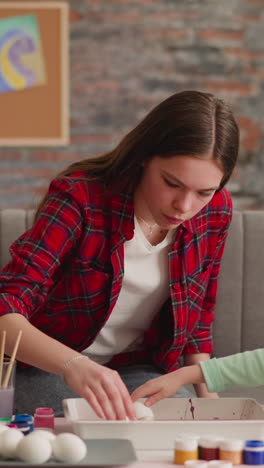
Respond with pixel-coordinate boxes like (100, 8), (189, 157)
(34, 407), (54, 416)
(199, 437), (222, 448)
(185, 461), (208, 468)
(208, 461), (232, 468)
(174, 438), (198, 451)
(220, 439), (244, 451)
(13, 414), (33, 422)
(245, 440), (264, 448)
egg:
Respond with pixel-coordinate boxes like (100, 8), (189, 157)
(0, 427), (10, 455)
(16, 433), (52, 464)
(52, 432), (87, 463)
(0, 428), (24, 458)
(32, 429), (56, 442)
(0, 425), (9, 434)
(133, 401), (154, 420)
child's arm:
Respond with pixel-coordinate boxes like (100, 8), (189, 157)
(184, 353), (218, 398)
(131, 364), (204, 407)
(131, 349), (264, 406)
(200, 349), (264, 392)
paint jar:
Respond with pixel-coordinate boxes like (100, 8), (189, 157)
(184, 460), (208, 468)
(174, 438), (198, 465)
(13, 421), (31, 435)
(219, 439), (244, 465)
(12, 414), (34, 432)
(198, 437), (221, 461)
(34, 407), (54, 431)
(243, 440), (264, 465)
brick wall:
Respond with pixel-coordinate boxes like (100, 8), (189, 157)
(0, 0), (264, 209)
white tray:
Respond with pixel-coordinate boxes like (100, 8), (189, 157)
(63, 397), (264, 450)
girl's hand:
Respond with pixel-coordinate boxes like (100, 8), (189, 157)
(131, 365), (204, 407)
(131, 372), (183, 407)
(63, 356), (136, 421)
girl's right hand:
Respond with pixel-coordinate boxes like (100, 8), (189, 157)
(63, 355), (136, 421)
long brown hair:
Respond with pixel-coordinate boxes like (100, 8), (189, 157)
(36, 90), (239, 216)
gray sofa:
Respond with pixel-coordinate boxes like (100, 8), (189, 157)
(0, 209), (263, 403)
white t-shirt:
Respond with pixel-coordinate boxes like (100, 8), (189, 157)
(84, 217), (175, 364)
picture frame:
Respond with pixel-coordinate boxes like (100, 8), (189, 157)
(0, 1), (69, 146)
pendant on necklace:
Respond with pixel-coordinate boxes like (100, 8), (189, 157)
(148, 226), (154, 236)
(138, 216), (157, 237)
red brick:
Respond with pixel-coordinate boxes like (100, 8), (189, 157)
(70, 135), (114, 144)
(70, 10), (83, 22)
(204, 81), (256, 96)
(224, 48), (261, 60)
(197, 29), (244, 41)
(0, 152), (22, 160)
(143, 29), (188, 40)
(237, 117), (261, 152)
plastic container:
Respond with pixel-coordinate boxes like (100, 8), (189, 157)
(174, 438), (198, 464)
(243, 440), (264, 465)
(219, 439), (244, 465)
(63, 397), (264, 451)
(33, 407), (54, 431)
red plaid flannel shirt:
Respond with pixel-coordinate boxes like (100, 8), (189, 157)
(0, 173), (232, 372)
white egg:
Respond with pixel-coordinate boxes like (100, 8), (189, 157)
(16, 434), (52, 464)
(0, 427), (10, 455)
(31, 429), (56, 442)
(52, 432), (87, 463)
(0, 428), (24, 458)
(133, 401), (154, 420)
(0, 425), (9, 434)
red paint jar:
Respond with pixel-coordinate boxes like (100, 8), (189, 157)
(34, 407), (54, 431)
(198, 437), (221, 461)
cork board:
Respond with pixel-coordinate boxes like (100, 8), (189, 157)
(0, 1), (69, 146)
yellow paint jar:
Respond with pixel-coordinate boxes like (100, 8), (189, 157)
(174, 439), (198, 465)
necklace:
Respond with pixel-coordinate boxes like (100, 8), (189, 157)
(138, 216), (158, 237)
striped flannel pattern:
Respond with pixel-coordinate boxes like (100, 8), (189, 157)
(0, 173), (232, 372)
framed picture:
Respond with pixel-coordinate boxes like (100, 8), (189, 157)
(0, 1), (69, 146)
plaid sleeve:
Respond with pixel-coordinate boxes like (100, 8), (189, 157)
(183, 198), (232, 355)
(0, 178), (83, 318)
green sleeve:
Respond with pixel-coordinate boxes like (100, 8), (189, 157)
(199, 349), (264, 392)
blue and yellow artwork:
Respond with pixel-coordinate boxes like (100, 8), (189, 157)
(0, 14), (46, 93)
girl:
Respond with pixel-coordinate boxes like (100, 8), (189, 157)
(0, 90), (239, 419)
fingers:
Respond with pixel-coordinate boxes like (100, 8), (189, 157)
(65, 358), (136, 421)
(143, 392), (163, 407)
(82, 387), (106, 419)
(84, 369), (136, 421)
(117, 379), (136, 421)
(101, 379), (129, 420)
(131, 380), (155, 402)
(131, 378), (168, 407)
(101, 371), (136, 420)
